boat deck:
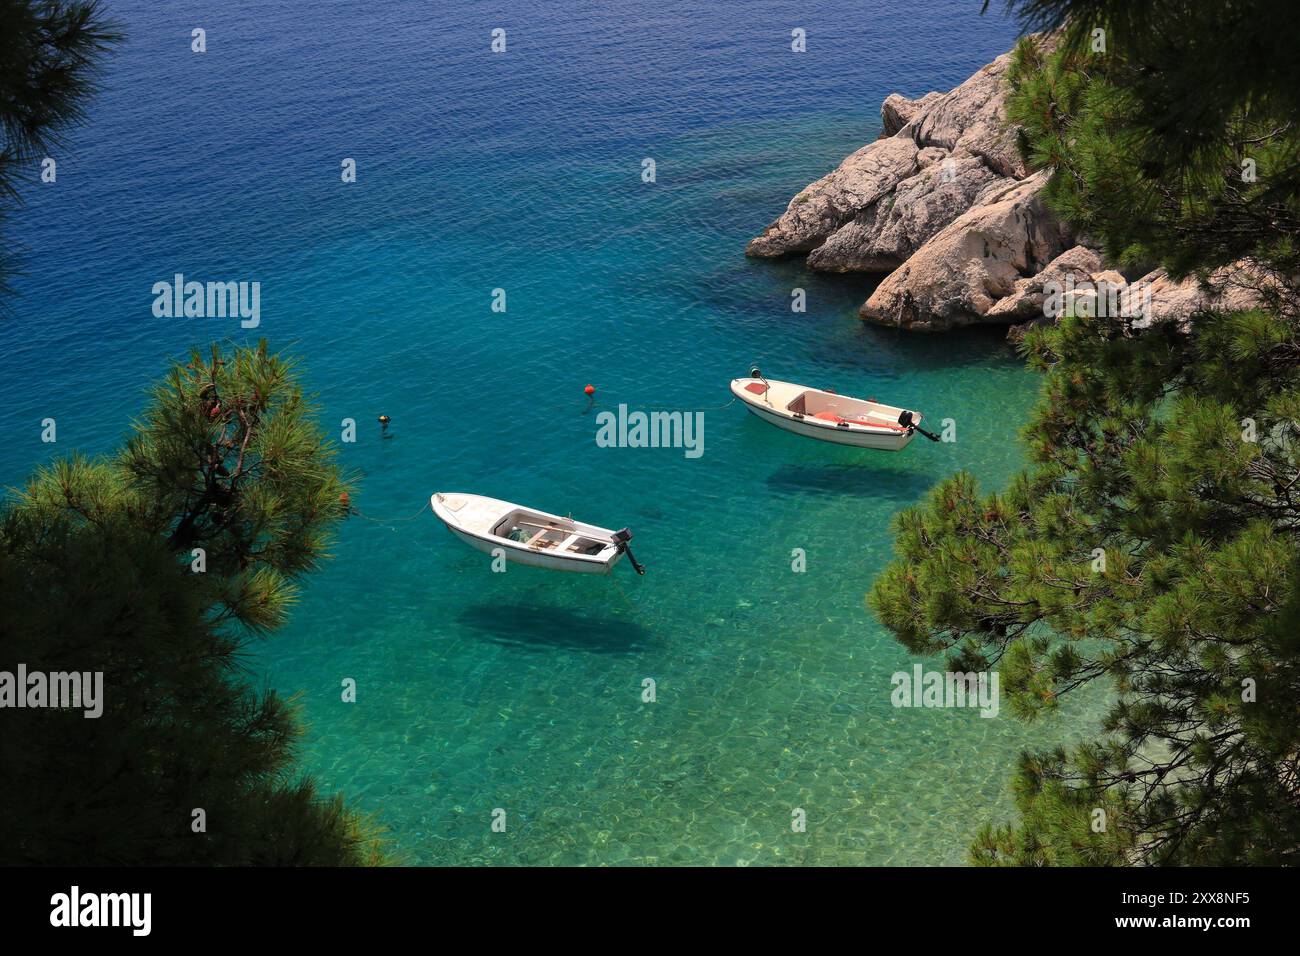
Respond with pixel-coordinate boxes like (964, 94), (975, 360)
(435, 493), (509, 536)
(434, 493), (614, 558)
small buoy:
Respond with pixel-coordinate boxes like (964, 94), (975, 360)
(378, 415), (391, 425)
(338, 491), (352, 516)
(584, 384), (595, 396)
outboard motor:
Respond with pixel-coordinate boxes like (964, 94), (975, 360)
(898, 409), (941, 442)
(612, 528), (646, 575)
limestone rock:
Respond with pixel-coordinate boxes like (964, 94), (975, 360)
(902, 51), (1027, 179)
(859, 172), (1073, 331)
(747, 35), (1260, 336)
(1125, 264), (1267, 330)
(985, 245), (1105, 323)
(807, 152), (1006, 272)
(745, 136), (919, 258)
(881, 92), (942, 137)
(747, 49), (1028, 263)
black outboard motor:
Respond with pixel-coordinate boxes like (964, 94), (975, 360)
(898, 409), (941, 442)
(612, 528), (646, 575)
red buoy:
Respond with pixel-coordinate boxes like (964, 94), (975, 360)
(584, 384), (595, 396)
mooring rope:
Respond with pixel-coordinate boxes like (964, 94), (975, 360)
(581, 394), (737, 413)
(349, 500), (430, 530)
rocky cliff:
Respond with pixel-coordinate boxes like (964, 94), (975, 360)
(747, 47), (1258, 334)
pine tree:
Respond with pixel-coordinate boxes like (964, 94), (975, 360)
(1002, 0), (1300, 284)
(869, 2), (1300, 864)
(0, 342), (384, 865)
(0, 0), (119, 295)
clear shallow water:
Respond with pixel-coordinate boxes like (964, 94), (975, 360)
(0, 0), (1104, 864)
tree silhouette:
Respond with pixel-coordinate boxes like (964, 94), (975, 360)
(0, 342), (384, 865)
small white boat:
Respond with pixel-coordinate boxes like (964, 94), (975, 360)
(729, 371), (936, 451)
(431, 493), (644, 575)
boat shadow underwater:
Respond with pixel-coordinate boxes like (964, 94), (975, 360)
(456, 602), (653, 654)
(764, 462), (938, 500)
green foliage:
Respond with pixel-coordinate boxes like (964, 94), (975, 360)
(0, 0), (119, 296)
(0, 0), (118, 191)
(0, 343), (383, 865)
(869, 1), (1300, 864)
(1000, 1), (1300, 143)
(872, 307), (1300, 865)
(1004, 4), (1300, 283)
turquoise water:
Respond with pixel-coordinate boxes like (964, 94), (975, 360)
(0, 0), (1104, 864)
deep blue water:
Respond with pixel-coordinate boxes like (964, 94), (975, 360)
(0, 0), (1104, 864)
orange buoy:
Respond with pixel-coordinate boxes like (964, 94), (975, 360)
(584, 384), (595, 396)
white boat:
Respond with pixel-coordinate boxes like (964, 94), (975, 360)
(430, 493), (644, 575)
(729, 372), (936, 451)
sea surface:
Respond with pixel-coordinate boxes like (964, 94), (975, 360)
(0, 0), (1104, 864)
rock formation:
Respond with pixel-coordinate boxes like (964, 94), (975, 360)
(747, 49), (1028, 283)
(748, 46), (1261, 333)
(861, 170), (1072, 330)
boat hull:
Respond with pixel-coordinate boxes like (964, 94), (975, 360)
(443, 522), (618, 573)
(741, 400), (915, 449)
(431, 493), (624, 574)
(730, 378), (918, 451)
